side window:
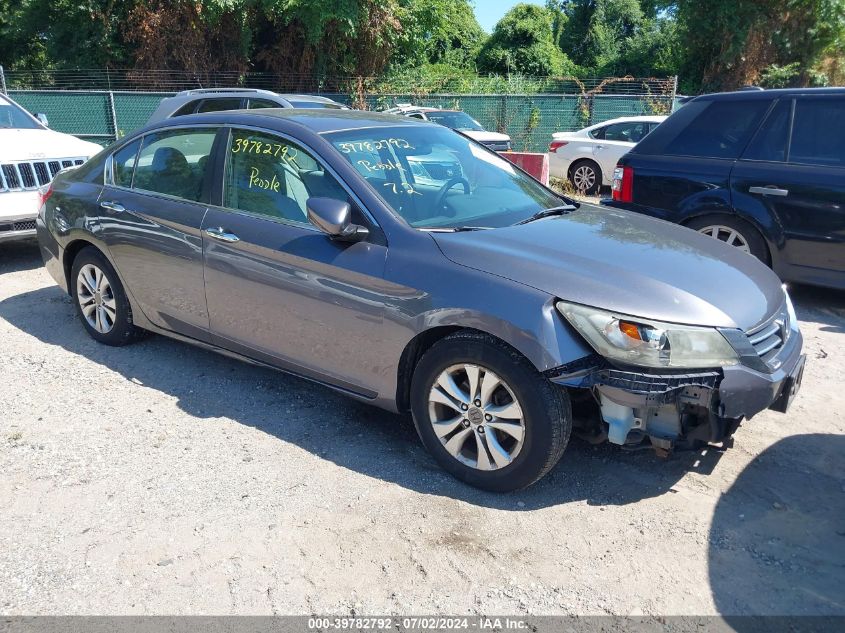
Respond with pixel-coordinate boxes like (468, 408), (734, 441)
(172, 101), (199, 117)
(408, 113), (425, 120)
(589, 126), (607, 140)
(248, 99), (279, 109)
(196, 98), (243, 113)
(742, 100), (791, 162)
(111, 139), (141, 187)
(603, 122), (648, 143)
(133, 128), (216, 202)
(224, 129), (347, 225)
(789, 98), (845, 167)
(662, 99), (769, 159)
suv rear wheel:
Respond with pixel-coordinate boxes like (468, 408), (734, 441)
(686, 215), (769, 264)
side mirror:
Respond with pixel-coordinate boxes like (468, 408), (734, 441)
(34, 113), (49, 127)
(306, 197), (369, 242)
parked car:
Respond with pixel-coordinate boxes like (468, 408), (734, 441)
(607, 88), (845, 290)
(37, 109), (804, 491)
(0, 93), (102, 243)
(548, 115), (666, 195)
(146, 88), (349, 125)
(385, 105), (511, 152)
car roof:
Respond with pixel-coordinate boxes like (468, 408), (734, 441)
(148, 108), (431, 135)
(586, 115), (667, 128)
(694, 87), (845, 101)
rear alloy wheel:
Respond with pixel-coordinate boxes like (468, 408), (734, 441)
(411, 331), (571, 491)
(569, 159), (601, 195)
(71, 247), (144, 346)
(696, 225), (751, 254)
(685, 215), (769, 264)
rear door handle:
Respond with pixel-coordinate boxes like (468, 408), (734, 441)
(100, 200), (125, 213)
(204, 227), (240, 243)
(749, 186), (789, 197)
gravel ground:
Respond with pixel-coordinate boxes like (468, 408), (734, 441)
(1, 239), (843, 616)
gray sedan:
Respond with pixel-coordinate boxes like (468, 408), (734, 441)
(36, 109), (806, 491)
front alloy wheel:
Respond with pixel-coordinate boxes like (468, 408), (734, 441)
(410, 330), (571, 491)
(428, 364), (526, 471)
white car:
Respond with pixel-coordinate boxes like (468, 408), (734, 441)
(548, 115), (666, 194)
(385, 105), (512, 152)
(0, 94), (102, 243)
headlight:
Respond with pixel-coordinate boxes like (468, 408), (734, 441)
(556, 301), (739, 369)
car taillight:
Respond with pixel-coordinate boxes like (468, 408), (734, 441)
(549, 140), (569, 152)
(611, 165), (633, 202)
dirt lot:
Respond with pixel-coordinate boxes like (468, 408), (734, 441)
(1, 239), (843, 616)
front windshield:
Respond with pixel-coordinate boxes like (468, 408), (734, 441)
(0, 97), (42, 129)
(425, 111), (484, 131)
(324, 125), (562, 229)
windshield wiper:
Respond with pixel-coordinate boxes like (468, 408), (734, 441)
(418, 226), (491, 232)
(515, 204), (579, 225)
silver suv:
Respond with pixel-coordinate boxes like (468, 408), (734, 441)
(146, 88), (348, 125)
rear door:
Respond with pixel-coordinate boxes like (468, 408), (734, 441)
(201, 127), (388, 395)
(732, 95), (845, 282)
(99, 127), (220, 340)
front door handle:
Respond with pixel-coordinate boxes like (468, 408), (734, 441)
(204, 227), (240, 243)
(100, 200), (125, 213)
(749, 185), (789, 197)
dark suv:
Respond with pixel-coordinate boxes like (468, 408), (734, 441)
(606, 88), (845, 290)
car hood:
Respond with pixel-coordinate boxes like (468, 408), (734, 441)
(0, 128), (102, 162)
(463, 130), (511, 143)
(430, 205), (783, 330)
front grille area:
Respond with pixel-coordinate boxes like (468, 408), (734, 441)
(0, 157), (87, 193)
(0, 220), (37, 233)
(746, 303), (790, 364)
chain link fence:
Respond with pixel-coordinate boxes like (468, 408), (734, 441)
(1, 68), (677, 152)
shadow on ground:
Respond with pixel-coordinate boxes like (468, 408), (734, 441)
(709, 433), (845, 618)
(0, 281), (715, 510)
(0, 238), (42, 274)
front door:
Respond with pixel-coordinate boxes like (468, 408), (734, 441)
(98, 127), (219, 340)
(201, 127), (388, 395)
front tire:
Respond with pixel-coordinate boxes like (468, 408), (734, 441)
(71, 246), (144, 346)
(410, 331), (571, 492)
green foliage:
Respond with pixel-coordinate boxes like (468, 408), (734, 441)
(477, 4), (575, 76)
(392, 0), (485, 70)
(557, 0), (644, 73)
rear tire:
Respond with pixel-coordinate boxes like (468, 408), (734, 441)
(685, 214), (769, 264)
(569, 159), (601, 195)
(410, 330), (571, 492)
(70, 246), (144, 346)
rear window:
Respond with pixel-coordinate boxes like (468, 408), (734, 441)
(789, 97), (845, 167)
(635, 99), (769, 159)
(742, 100), (790, 162)
(196, 98), (243, 113)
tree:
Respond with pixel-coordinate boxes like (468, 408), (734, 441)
(556, 0), (644, 74)
(477, 3), (574, 76)
(676, 0), (845, 92)
(391, 0), (486, 70)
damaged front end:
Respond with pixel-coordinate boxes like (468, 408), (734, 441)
(549, 358), (741, 454)
(550, 293), (805, 455)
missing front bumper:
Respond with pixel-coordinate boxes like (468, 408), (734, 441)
(548, 347), (804, 451)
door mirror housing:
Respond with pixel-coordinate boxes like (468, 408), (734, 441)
(34, 113), (49, 127)
(306, 197), (369, 242)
